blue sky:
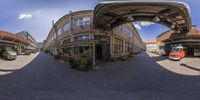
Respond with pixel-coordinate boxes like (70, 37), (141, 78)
(0, 0), (199, 42)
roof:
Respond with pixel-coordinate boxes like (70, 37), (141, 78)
(0, 30), (31, 45)
(143, 40), (157, 44)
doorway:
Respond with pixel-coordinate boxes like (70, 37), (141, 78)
(95, 44), (102, 60)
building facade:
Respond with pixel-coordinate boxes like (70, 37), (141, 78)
(143, 40), (158, 52)
(0, 30), (31, 53)
(43, 10), (144, 61)
(16, 31), (37, 51)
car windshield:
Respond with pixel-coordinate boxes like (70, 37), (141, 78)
(171, 47), (180, 53)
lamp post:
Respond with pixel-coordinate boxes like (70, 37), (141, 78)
(89, 22), (95, 67)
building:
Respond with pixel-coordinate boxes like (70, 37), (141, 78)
(157, 25), (200, 56)
(0, 30), (31, 54)
(43, 10), (144, 61)
(16, 31), (37, 51)
(143, 40), (158, 52)
(37, 42), (43, 51)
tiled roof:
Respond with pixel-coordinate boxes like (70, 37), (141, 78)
(0, 30), (31, 45)
(143, 40), (157, 44)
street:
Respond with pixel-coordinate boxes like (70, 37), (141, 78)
(0, 52), (200, 100)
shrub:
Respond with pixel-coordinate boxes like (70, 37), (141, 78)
(61, 55), (68, 62)
(54, 54), (61, 60)
(68, 55), (91, 71)
(69, 57), (75, 68)
(75, 56), (88, 70)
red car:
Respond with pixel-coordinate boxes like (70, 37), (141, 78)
(169, 46), (186, 60)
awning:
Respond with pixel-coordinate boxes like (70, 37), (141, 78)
(94, 1), (192, 34)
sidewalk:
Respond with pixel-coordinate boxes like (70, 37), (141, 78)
(0, 53), (39, 75)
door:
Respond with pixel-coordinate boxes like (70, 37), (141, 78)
(96, 45), (102, 60)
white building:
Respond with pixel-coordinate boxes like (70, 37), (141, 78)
(143, 40), (158, 52)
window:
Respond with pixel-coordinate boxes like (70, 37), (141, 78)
(79, 46), (84, 53)
(74, 35), (90, 41)
(117, 25), (133, 37)
(58, 28), (62, 35)
(63, 23), (70, 31)
(74, 17), (90, 26)
(74, 18), (83, 26)
(125, 41), (129, 53)
(83, 17), (90, 25)
(114, 37), (123, 53)
(79, 35), (90, 41)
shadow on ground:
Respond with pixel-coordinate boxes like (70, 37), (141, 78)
(0, 52), (199, 100)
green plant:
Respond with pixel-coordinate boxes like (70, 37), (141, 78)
(61, 55), (69, 62)
(75, 56), (88, 70)
(69, 57), (75, 69)
(54, 54), (61, 60)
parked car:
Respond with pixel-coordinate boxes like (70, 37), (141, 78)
(31, 49), (38, 53)
(2, 49), (17, 60)
(169, 46), (186, 60)
(194, 49), (200, 57)
(23, 50), (32, 55)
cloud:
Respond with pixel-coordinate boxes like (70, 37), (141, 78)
(18, 13), (33, 19)
(134, 23), (142, 30)
(140, 21), (155, 27)
(133, 21), (155, 30)
(34, 10), (42, 14)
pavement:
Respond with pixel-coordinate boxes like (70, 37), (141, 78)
(146, 52), (200, 76)
(0, 53), (39, 75)
(0, 52), (200, 100)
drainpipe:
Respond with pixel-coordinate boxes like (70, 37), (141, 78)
(90, 23), (95, 67)
(93, 43), (96, 67)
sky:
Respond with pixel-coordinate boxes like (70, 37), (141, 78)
(0, 0), (199, 42)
